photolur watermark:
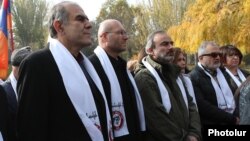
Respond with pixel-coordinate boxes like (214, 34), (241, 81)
(208, 129), (247, 136)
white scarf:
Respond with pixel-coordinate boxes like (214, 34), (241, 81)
(49, 39), (112, 141)
(181, 75), (197, 106)
(0, 132), (3, 141)
(198, 63), (235, 113)
(94, 46), (145, 137)
(225, 68), (246, 87)
(142, 57), (171, 113)
(9, 72), (18, 100)
(176, 77), (188, 109)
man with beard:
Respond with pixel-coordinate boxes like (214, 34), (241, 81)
(134, 30), (201, 141)
(89, 19), (145, 141)
(190, 41), (239, 127)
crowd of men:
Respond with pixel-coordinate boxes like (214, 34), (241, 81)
(0, 1), (249, 141)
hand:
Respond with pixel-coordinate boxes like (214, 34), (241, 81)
(235, 117), (240, 125)
(186, 135), (198, 141)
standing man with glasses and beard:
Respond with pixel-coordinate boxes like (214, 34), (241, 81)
(190, 41), (239, 127)
(134, 30), (201, 141)
(89, 19), (146, 141)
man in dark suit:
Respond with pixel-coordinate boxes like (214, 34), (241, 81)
(0, 85), (8, 141)
(17, 1), (112, 141)
(89, 19), (145, 141)
(1, 46), (32, 141)
(190, 41), (239, 126)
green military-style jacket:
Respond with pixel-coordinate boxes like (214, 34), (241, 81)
(134, 56), (201, 141)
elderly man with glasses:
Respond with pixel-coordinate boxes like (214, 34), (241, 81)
(190, 41), (239, 128)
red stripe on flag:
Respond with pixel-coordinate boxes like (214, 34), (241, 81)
(0, 0), (12, 79)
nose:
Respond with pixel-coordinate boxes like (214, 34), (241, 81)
(123, 34), (129, 40)
(168, 44), (173, 49)
(214, 55), (220, 59)
(182, 59), (186, 64)
(85, 20), (92, 30)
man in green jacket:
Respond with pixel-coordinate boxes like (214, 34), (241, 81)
(134, 30), (201, 141)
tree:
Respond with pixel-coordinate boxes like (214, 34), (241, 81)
(128, 0), (195, 56)
(168, 0), (250, 54)
(12, 0), (49, 49)
(95, 0), (194, 59)
(130, 5), (151, 51)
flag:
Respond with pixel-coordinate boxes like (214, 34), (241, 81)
(0, 0), (14, 79)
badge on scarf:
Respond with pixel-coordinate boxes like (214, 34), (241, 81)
(113, 111), (124, 130)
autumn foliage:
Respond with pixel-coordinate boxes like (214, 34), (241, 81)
(168, 0), (250, 54)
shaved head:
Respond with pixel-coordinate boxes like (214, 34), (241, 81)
(98, 19), (121, 37)
(97, 19), (128, 58)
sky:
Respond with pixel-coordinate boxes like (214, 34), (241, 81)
(49, 0), (140, 21)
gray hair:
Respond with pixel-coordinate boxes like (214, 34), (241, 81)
(145, 30), (166, 54)
(198, 41), (219, 57)
(48, 1), (78, 38)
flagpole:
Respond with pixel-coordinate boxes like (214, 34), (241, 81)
(9, 15), (14, 52)
(8, 0), (14, 52)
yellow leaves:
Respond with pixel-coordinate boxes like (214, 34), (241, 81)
(168, 0), (250, 54)
(243, 0), (250, 14)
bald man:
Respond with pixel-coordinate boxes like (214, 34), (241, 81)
(89, 19), (146, 141)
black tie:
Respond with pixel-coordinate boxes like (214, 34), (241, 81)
(80, 64), (98, 92)
(79, 63), (109, 141)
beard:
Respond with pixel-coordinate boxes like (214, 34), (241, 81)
(213, 62), (221, 69)
(206, 62), (221, 70)
(157, 53), (174, 64)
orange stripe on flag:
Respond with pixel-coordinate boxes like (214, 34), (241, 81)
(0, 0), (12, 79)
(0, 31), (8, 79)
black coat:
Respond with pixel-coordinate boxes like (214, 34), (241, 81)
(189, 65), (237, 125)
(17, 47), (108, 141)
(220, 67), (250, 94)
(0, 85), (8, 141)
(1, 80), (18, 141)
(220, 67), (250, 117)
(89, 53), (144, 141)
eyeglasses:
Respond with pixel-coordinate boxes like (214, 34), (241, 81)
(160, 41), (174, 46)
(201, 52), (222, 58)
(106, 30), (129, 36)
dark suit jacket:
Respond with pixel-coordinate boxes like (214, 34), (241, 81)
(89, 53), (144, 141)
(220, 67), (250, 117)
(1, 80), (18, 141)
(0, 85), (8, 141)
(220, 67), (250, 94)
(17, 47), (107, 141)
(189, 65), (237, 125)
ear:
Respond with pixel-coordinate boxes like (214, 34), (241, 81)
(53, 20), (63, 34)
(198, 56), (203, 61)
(100, 32), (109, 42)
(147, 47), (154, 55)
